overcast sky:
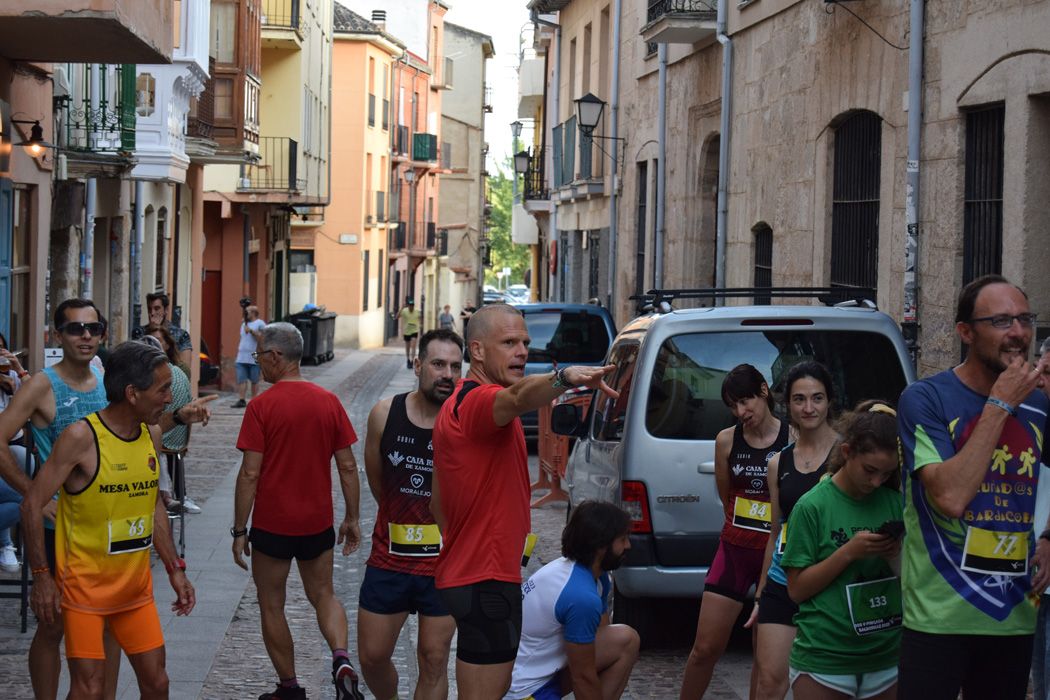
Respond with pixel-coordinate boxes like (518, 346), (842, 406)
(443, 0), (532, 173)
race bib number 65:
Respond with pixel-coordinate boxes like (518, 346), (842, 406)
(108, 515), (153, 555)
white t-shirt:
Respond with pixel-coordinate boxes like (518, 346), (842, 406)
(237, 319), (266, 364)
(505, 557), (611, 699)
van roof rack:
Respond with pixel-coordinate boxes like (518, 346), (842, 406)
(629, 287), (877, 312)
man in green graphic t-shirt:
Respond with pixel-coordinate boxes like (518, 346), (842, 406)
(897, 275), (1050, 700)
(398, 299), (421, 370)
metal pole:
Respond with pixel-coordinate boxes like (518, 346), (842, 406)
(607, 0), (622, 312)
(130, 180), (144, 335)
(654, 44), (667, 289)
(715, 0), (732, 299)
(81, 63), (100, 299)
(903, 0), (925, 367)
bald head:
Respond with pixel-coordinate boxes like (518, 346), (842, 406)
(465, 303), (523, 346)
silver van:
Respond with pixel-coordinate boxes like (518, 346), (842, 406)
(554, 295), (916, 642)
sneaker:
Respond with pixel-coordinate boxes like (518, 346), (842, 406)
(181, 496), (202, 514)
(232, 399), (247, 408)
(0, 545), (19, 573)
(333, 659), (364, 700)
(258, 685), (306, 700)
(406, 359), (412, 369)
(165, 499), (185, 515)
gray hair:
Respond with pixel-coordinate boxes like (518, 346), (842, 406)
(103, 341), (168, 403)
(260, 322), (304, 363)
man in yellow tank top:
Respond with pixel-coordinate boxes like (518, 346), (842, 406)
(21, 342), (195, 699)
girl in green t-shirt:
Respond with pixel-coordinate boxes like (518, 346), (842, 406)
(781, 400), (903, 700)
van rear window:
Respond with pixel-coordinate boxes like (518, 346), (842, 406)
(645, 330), (908, 440)
(524, 310), (611, 364)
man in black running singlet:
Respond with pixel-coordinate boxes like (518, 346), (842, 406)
(358, 329), (463, 700)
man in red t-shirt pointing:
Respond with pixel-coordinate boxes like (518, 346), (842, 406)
(232, 322), (365, 700)
(432, 303), (617, 699)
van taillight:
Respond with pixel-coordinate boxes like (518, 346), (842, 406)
(622, 481), (652, 534)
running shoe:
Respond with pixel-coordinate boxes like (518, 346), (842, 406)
(333, 658), (364, 700)
(233, 399), (248, 408)
(0, 544), (19, 573)
(258, 685), (306, 700)
(181, 496), (202, 514)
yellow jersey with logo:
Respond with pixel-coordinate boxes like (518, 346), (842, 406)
(56, 412), (160, 613)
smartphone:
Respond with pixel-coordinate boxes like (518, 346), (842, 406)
(876, 520), (905, 539)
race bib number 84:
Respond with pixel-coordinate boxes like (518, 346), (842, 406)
(732, 497), (771, 533)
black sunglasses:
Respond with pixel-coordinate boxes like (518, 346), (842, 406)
(59, 322), (106, 337)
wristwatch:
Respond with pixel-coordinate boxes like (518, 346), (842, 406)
(165, 557), (187, 575)
(230, 526), (248, 538)
(550, 367), (577, 390)
(171, 407), (187, 426)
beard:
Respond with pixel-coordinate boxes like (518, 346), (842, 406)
(977, 344), (1028, 375)
(421, 379), (455, 406)
(600, 549), (627, 572)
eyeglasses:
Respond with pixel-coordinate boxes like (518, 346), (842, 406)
(251, 349), (278, 360)
(59, 322), (106, 337)
(969, 313), (1038, 329)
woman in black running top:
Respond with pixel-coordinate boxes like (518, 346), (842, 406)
(680, 365), (790, 700)
(749, 361), (839, 700)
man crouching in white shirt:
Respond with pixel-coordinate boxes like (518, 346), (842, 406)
(506, 501), (640, 700)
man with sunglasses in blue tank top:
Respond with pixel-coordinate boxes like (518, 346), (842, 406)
(0, 298), (214, 699)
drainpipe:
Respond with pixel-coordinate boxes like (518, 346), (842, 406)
(607, 0), (622, 311)
(902, 0), (925, 367)
(715, 0), (732, 298)
(130, 180), (144, 335)
(533, 10), (560, 302)
(654, 43), (667, 289)
(81, 63), (100, 299)
(242, 207), (251, 296)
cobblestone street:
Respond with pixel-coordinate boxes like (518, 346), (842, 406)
(0, 346), (752, 698)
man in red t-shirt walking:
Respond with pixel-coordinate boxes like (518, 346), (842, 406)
(432, 303), (617, 699)
(232, 322), (365, 700)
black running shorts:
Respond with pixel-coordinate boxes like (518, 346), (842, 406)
(438, 580), (522, 665)
(249, 526), (335, 561)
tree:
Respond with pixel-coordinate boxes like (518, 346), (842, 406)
(484, 164), (530, 288)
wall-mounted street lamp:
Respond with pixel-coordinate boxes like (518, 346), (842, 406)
(513, 149), (530, 176)
(510, 120), (523, 141)
(11, 119), (54, 159)
(572, 92), (625, 170)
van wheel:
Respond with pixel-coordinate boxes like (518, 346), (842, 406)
(612, 585), (657, 649)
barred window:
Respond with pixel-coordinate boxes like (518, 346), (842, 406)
(830, 111), (881, 293)
(963, 104), (1004, 283)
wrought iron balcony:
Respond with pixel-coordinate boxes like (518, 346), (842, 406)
(391, 223), (407, 250)
(262, 0), (300, 29)
(241, 137), (306, 191)
(426, 222), (437, 249)
(484, 84), (493, 113)
(643, 0), (717, 45)
(394, 125), (410, 156)
(55, 63), (136, 154)
(523, 150), (548, 201)
(187, 58), (216, 141)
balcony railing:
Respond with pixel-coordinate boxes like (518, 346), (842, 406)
(523, 149), (548, 200)
(647, 0), (716, 23)
(376, 191), (385, 221)
(394, 125), (410, 155)
(412, 133), (438, 162)
(391, 223), (407, 250)
(368, 94), (376, 127)
(56, 63), (136, 153)
(382, 99), (390, 130)
(187, 57), (216, 140)
(241, 136), (304, 191)
(483, 84), (493, 113)
(426, 222), (437, 249)
(262, 0), (300, 29)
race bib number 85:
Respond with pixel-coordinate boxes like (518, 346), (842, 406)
(389, 523), (442, 557)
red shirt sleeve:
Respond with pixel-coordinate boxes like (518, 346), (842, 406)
(236, 401), (265, 452)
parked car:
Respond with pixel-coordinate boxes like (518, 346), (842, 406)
(552, 292), (915, 644)
(506, 284), (530, 304)
(517, 302), (616, 440)
(198, 338), (219, 387)
(482, 289), (507, 304)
